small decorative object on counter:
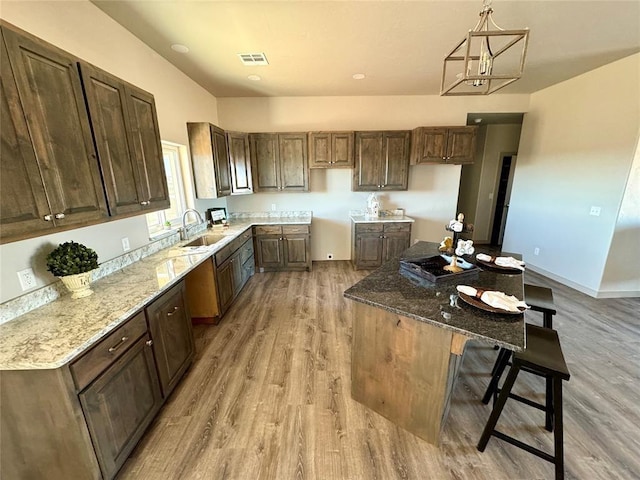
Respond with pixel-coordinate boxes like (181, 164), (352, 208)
(455, 239), (475, 256)
(366, 192), (380, 218)
(443, 212), (475, 272)
(46, 241), (99, 299)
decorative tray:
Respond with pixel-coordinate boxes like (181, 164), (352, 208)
(476, 257), (523, 274)
(457, 291), (525, 315)
(399, 255), (480, 284)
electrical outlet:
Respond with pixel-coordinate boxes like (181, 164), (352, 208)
(271, 204), (277, 211)
(534, 247), (540, 256)
(327, 253), (334, 260)
(121, 237), (130, 252)
(589, 206), (601, 216)
(17, 268), (36, 291)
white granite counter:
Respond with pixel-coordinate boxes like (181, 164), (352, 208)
(350, 214), (415, 223)
(0, 213), (312, 370)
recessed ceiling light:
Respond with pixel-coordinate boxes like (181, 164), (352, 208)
(171, 44), (189, 53)
(247, 74), (261, 81)
(352, 73), (366, 80)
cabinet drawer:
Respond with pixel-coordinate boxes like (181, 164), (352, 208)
(384, 222), (411, 233)
(255, 225), (282, 235)
(70, 311), (147, 391)
(355, 223), (383, 233)
(239, 238), (254, 265)
(215, 244), (233, 266)
(282, 225), (309, 235)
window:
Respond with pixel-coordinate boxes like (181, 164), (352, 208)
(146, 142), (189, 236)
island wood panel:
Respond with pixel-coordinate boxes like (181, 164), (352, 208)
(351, 302), (467, 445)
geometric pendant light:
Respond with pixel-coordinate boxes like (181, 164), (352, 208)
(441, 0), (530, 95)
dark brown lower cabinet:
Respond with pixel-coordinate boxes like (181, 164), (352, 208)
(254, 224), (312, 272)
(145, 281), (194, 398)
(214, 233), (255, 317)
(79, 334), (162, 479)
(0, 280), (194, 480)
(352, 221), (412, 270)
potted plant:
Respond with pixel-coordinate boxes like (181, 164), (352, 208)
(46, 241), (99, 299)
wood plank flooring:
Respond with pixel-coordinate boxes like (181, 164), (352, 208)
(118, 261), (640, 480)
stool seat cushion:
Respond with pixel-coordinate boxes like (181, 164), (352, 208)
(524, 284), (556, 314)
(517, 324), (570, 380)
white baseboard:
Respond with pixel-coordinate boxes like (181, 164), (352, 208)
(527, 264), (640, 299)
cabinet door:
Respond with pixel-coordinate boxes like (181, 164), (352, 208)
(0, 30), (54, 242)
(446, 127), (477, 164)
(216, 258), (235, 315)
(383, 232), (411, 261)
(381, 131), (410, 190)
(2, 26), (108, 226)
(353, 132), (384, 191)
(79, 62), (145, 216)
(231, 254), (244, 297)
(413, 127), (448, 164)
(212, 126), (232, 196)
(308, 132), (331, 168)
(146, 282), (194, 398)
(250, 133), (279, 192)
(331, 132), (355, 167)
(79, 335), (162, 480)
(255, 235), (285, 270)
(278, 133), (308, 191)
(125, 84), (170, 210)
(227, 131), (253, 194)
(283, 234), (310, 270)
(355, 233), (384, 268)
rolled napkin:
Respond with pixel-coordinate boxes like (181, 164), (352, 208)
(476, 253), (525, 271)
(456, 285), (530, 313)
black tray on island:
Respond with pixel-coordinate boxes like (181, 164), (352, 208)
(399, 255), (481, 284)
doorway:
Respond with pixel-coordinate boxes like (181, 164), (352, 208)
(491, 153), (517, 246)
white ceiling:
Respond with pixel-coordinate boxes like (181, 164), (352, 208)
(92, 0), (640, 98)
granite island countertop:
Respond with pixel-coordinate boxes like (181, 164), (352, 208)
(343, 241), (525, 350)
(0, 213), (312, 370)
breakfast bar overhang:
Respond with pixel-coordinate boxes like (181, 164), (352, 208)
(344, 241), (526, 445)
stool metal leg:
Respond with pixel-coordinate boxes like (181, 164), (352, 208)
(543, 312), (553, 329)
(477, 364), (521, 452)
(553, 376), (565, 480)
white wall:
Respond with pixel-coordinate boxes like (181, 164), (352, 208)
(503, 54), (640, 297)
(218, 95), (530, 260)
(0, 1), (220, 302)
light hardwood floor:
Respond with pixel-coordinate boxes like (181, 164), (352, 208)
(118, 261), (640, 480)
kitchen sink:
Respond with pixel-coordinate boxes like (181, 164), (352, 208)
(183, 234), (226, 247)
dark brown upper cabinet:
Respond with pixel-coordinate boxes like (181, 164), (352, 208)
(411, 126), (478, 165)
(226, 131), (253, 194)
(308, 131), (354, 168)
(249, 133), (309, 192)
(353, 131), (410, 191)
(187, 122), (232, 198)
(80, 62), (169, 216)
(1, 24), (108, 243)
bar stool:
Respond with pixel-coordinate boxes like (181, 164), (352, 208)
(477, 324), (571, 480)
(524, 284), (556, 329)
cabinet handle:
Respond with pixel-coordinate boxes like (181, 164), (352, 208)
(43, 214), (53, 221)
(167, 306), (179, 316)
(140, 200), (150, 206)
(108, 336), (129, 353)
(54, 213), (65, 219)
(146, 339), (154, 347)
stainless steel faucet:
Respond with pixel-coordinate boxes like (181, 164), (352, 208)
(180, 209), (204, 240)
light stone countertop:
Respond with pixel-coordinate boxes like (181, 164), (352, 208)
(350, 214), (415, 223)
(0, 215), (312, 370)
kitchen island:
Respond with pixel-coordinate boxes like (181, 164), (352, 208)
(343, 241), (525, 445)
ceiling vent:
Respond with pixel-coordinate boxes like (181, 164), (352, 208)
(237, 53), (269, 66)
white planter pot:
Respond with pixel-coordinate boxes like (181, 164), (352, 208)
(60, 271), (94, 299)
